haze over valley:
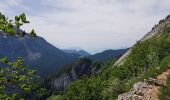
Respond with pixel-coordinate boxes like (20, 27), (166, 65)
(0, 0), (170, 100)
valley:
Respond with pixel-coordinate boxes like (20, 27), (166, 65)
(0, 2), (170, 100)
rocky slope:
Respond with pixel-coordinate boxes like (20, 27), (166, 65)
(114, 15), (170, 66)
(118, 69), (170, 100)
(115, 15), (170, 100)
(47, 58), (101, 90)
(0, 31), (77, 76)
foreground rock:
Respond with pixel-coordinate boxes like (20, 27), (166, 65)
(118, 82), (159, 100)
(118, 69), (170, 100)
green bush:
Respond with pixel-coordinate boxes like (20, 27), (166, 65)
(0, 57), (47, 99)
(159, 75), (170, 100)
(30, 29), (37, 37)
(47, 95), (66, 100)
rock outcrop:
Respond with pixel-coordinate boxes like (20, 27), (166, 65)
(118, 69), (170, 100)
(48, 58), (101, 90)
(118, 82), (159, 100)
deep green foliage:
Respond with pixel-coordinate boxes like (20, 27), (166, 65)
(65, 76), (107, 100)
(47, 59), (118, 100)
(30, 29), (37, 37)
(0, 57), (48, 99)
(47, 95), (65, 100)
(19, 31), (26, 37)
(159, 75), (170, 100)
(0, 12), (36, 37)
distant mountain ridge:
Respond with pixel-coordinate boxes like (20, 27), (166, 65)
(88, 48), (129, 62)
(0, 32), (77, 76)
(63, 48), (129, 62)
(62, 49), (91, 56)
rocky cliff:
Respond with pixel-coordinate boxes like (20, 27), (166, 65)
(48, 58), (101, 90)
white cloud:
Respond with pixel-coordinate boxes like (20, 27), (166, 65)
(1, 0), (170, 53)
(159, 0), (170, 10)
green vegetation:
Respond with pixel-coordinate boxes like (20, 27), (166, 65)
(47, 95), (65, 100)
(0, 12), (36, 37)
(0, 13), (47, 99)
(53, 58), (101, 78)
(0, 57), (48, 99)
(30, 29), (37, 37)
(48, 17), (170, 100)
(159, 75), (170, 100)
(47, 59), (119, 100)
(158, 56), (170, 100)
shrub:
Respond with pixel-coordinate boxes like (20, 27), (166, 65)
(0, 57), (46, 99)
(30, 29), (37, 37)
(159, 75), (170, 100)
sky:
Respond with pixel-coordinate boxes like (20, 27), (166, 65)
(0, 0), (170, 54)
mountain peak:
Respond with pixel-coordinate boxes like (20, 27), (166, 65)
(62, 49), (91, 57)
(0, 32), (77, 76)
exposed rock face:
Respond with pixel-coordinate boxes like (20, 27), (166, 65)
(53, 73), (73, 89)
(49, 58), (101, 90)
(118, 69), (170, 100)
(118, 82), (159, 100)
(114, 17), (170, 66)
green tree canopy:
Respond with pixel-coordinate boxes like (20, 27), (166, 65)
(0, 12), (37, 37)
(0, 57), (45, 99)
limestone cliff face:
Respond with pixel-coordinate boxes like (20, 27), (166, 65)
(49, 58), (101, 90)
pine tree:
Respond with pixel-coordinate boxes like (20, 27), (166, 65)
(30, 29), (37, 37)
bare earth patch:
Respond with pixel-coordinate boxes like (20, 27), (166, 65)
(118, 69), (170, 100)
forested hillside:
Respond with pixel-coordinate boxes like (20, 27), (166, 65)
(45, 58), (101, 93)
(48, 15), (170, 100)
(0, 12), (49, 99)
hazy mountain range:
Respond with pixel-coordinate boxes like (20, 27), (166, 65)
(0, 32), (77, 76)
(0, 31), (128, 77)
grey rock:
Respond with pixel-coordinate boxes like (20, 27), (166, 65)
(118, 82), (150, 100)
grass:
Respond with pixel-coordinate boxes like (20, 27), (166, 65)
(159, 75), (170, 100)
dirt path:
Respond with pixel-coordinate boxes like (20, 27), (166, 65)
(118, 69), (170, 100)
(157, 69), (170, 85)
(143, 69), (170, 100)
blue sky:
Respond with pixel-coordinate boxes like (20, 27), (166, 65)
(1, 0), (170, 54)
